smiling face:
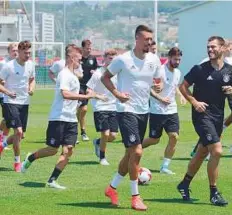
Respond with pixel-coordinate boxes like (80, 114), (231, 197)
(207, 39), (224, 60)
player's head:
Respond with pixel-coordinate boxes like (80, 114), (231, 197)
(65, 44), (82, 69)
(104, 49), (117, 66)
(207, 36), (225, 60)
(18, 40), (31, 62)
(81, 39), (92, 56)
(135, 25), (153, 53)
(224, 40), (232, 57)
(149, 41), (157, 54)
(168, 47), (182, 69)
(7, 43), (18, 59)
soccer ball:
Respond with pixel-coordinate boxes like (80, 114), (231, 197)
(138, 167), (152, 185)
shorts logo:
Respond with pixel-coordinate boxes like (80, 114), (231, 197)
(151, 130), (156, 136)
(129, 134), (136, 143)
(206, 134), (212, 141)
(50, 138), (56, 145)
(89, 59), (93, 65)
(11, 120), (15, 126)
(99, 124), (102, 130)
(223, 74), (230, 83)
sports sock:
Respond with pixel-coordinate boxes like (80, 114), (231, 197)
(28, 152), (38, 163)
(161, 158), (171, 169)
(210, 185), (218, 196)
(96, 138), (100, 145)
(81, 129), (86, 135)
(100, 150), (105, 159)
(14, 156), (20, 163)
(110, 172), (124, 189)
(131, 180), (139, 196)
(180, 173), (193, 187)
(48, 167), (62, 183)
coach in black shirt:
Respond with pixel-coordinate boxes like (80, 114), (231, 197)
(177, 36), (232, 206)
(78, 39), (98, 141)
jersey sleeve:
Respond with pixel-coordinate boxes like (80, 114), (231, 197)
(30, 62), (36, 79)
(86, 72), (99, 90)
(59, 71), (70, 91)
(184, 65), (199, 86)
(49, 62), (59, 74)
(107, 56), (123, 76)
(0, 64), (9, 81)
(153, 56), (162, 79)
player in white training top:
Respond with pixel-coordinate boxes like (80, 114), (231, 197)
(21, 45), (106, 189)
(87, 49), (118, 166)
(143, 47), (186, 175)
(102, 25), (161, 211)
(0, 41), (35, 172)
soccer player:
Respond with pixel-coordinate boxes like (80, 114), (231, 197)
(0, 41), (35, 172)
(0, 43), (18, 147)
(21, 44), (105, 189)
(78, 39), (98, 141)
(87, 49), (118, 166)
(101, 25), (161, 211)
(149, 41), (157, 54)
(142, 47), (186, 175)
(177, 36), (232, 206)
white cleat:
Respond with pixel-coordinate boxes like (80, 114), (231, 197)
(93, 139), (100, 158)
(100, 158), (110, 166)
(21, 153), (32, 173)
(46, 181), (66, 190)
(81, 133), (89, 141)
(160, 168), (175, 175)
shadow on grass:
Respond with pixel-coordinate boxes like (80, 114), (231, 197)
(19, 181), (45, 188)
(58, 202), (128, 209)
(149, 169), (160, 173)
(172, 157), (191, 161)
(30, 140), (45, 144)
(0, 167), (13, 172)
(144, 198), (210, 205)
(69, 161), (99, 165)
(222, 155), (232, 158)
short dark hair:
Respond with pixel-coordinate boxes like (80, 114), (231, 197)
(151, 41), (156, 46)
(104, 49), (117, 57)
(208, 36), (225, 46)
(135, 25), (153, 37)
(65, 44), (82, 58)
(168, 47), (182, 57)
(18, 40), (31, 50)
(81, 39), (91, 48)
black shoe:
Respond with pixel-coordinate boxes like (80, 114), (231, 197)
(210, 192), (228, 206)
(177, 183), (191, 201)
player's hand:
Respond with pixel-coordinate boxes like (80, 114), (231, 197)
(180, 95), (187, 105)
(160, 97), (171, 105)
(95, 94), (108, 102)
(6, 91), (16, 99)
(116, 92), (130, 103)
(193, 101), (208, 112)
(222, 86), (232, 95)
(153, 78), (163, 93)
(28, 90), (34, 96)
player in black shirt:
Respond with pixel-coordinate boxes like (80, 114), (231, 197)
(177, 36), (232, 206)
(78, 40), (98, 141)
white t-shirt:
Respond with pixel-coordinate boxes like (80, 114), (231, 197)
(49, 67), (80, 122)
(108, 50), (161, 114)
(0, 59), (35, 105)
(49, 59), (83, 75)
(87, 67), (117, 112)
(0, 57), (12, 98)
(150, 64), (181, 114)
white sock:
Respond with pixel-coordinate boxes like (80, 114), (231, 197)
(162, 158), (171, 169)
(3, 135), (7, 143)
(110, 172), (124, 189)
(130, 180), (139, 196)
(14, 156), (20, 163)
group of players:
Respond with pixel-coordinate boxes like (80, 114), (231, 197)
(0, 24), (232, 211)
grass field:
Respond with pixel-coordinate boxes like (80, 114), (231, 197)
(0, 90), (232, 215)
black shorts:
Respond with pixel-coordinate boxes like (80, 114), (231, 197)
(3, 103), (29, 132)
(117, 112), (148, 148)
(46, 121), (78, 148)
(193, 114), (222, 146)
(79, 85), (89, 107)
(94, 111), (118, 132)
(149, 113), (179, 138)
(0, 97), (6, 118)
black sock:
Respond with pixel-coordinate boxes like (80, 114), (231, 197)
(181, 173), (193, 187)
(28, 153), (37, 163)
(81, 129), (86, 135)
(193, 142), (199, 153)
(96, 138), (100, 145)
(48, 167), (62, 183)
(210, 185), (218, 196)
(100, 150), (105, 159)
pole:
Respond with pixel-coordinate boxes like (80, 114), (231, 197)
(32, 0), (35, 62)
(63, 0), (66, 47)
(154, 0), (158, 53)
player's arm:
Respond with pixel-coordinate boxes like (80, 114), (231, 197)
(0, 78), (16, 98)
(48, 70), (57, 83)
(28, 77), (35, 96)
(150, 88), (170, 105)
(176, 86), (187, 105)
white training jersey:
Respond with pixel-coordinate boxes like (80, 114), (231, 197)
(0, 57), (12, 98)
(0, 59), (35, 105)
(49, 59), (83, 75)
(150, 64), (181, 114)
(49, 67), (80, 122)
(108, 50), (161, 114)
(87, 67), (117, 112)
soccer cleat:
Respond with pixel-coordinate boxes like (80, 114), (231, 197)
(76, 139), (80, 144)
(21, 154), (32, 173)
(105, 185), (119, 206)
(160, 168), (175, 175)
(81, 133), (89, 141)
(14, 162), (21, 173)
(4, 146), (11, 151)
(177, 183), (191, 201)
(210, 192), (228, 206)
(46, 181), (66, 190)
(100, 158), (110, 166)
(190, 151), (196, 157)
(93, 139), (100, 158)
(131, 196), (147, 211)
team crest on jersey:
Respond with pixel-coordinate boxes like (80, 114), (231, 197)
(147, 62), (154, 71)
(129, 134), (136, 143)
(50, 138), (56, 145)
(89, 59), (94, 65)
(223, 74), (230, 83)
(206, 134), (212, 141)
(151, 130), (156, 136)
